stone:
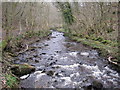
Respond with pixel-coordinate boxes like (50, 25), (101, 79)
(51, 36), (56, 38)
(35, 60), (39, 63)
(36, 40), (40, 42)
(92, 80), (103, 90)
(80, 52), (89, 56)
(41, 53), (46, 55)
(44, 44), (49, 46)
(11, 63), (35, 77)
(33, 55), (38, 58)
(46, 70), (55, 76)
(83, 85), (92, 90)
(55, 51), (61, 53)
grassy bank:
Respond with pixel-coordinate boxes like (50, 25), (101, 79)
(5, 74), (19, 88)
(57, 28), (119, 63)
(1, 30), (51, 52)
(1, 30), (51, 88)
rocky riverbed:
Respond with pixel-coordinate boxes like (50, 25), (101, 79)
(14, 30), (120, 89)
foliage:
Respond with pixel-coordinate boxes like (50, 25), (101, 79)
(0, 40), (7, 50)
(5, 74), (18, 88)
(57, 2), (74, 25)
(107, 28), (115, 33)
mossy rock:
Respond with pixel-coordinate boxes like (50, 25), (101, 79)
(11, 63), (35, 77)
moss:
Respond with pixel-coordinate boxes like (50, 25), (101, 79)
(57, 2), (74, 25)
(67, 35), (118, 59)
(0, 40), (7, 50)
(11, 63), (35, 77)
(107, 28), (115, 33)
(57, 28), (65, 32)
(94, 37), (103, 42)
(5, 74), (19, 88)
(101, 40), (110, 44)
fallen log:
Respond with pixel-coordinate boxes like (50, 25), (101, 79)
(11, 63), (35, 77)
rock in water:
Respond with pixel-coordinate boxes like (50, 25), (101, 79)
(80, 52), (89, 56)
(11, 63), (35, 77)
(35, 60), (39, 63)
(44, 44), (49, 46)
(92, 80), (103, 90)
(46, 70), (55, 76)
(69, 52), (78, 57)
(20, 74), (30, 80)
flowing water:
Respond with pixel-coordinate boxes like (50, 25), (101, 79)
(15, 30), (120, 89)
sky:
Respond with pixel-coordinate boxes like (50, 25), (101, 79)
(0, 0), (119, 2)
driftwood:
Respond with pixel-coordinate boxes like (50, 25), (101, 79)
(20, 74), (30, 80)
(9, 71), (20, 80)
(108, 57), (119, 66)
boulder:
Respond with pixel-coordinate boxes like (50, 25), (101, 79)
(92, 80), (103, 90)
(46, 70), (55, 76)
(83, 81), (103, 90)
(11, 63), (35, 77)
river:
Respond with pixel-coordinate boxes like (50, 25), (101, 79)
(14, 30), (120, 89)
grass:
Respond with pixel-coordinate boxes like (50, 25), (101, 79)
(71, 36), (118, 57)
(2, 29), (51, 88)
(2, 30), (51, 52)
(5, 74), (18, 88)
(15, 30), (51, 41)
(0, 40), (7, 50)
(57, 28), (118, 60)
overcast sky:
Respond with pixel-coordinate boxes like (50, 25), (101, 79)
(1, 0), (119, 2)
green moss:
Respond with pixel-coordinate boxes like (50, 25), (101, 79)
(57, 28), (65, 32)
(11, 64), (35, 77)
(107, 28), (115, 33)
(68, 35), (118, 59)
(57, 2), (74, 25)
(0, 40), (7, 50)
(5, 74), (18, 88)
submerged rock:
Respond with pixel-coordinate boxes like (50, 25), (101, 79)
(55, 51), (61, 53)
(41, 53), (46, 55)
(51, 36), (56, 38)
(36, 40), (40, 42)
(11, 63), (35, 77)
(44, 44), (49, 46)
(35, 60), (39, 63)
(46, 70), (55, 76)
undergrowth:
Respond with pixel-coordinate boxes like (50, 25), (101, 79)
(5, 74), (18, 88)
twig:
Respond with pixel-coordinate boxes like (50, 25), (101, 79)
(9, 71), (20, 80)
(108, 57), (119, 66)
(17, 44), (29, 55)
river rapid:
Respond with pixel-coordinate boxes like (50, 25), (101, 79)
(14, 30), (120, 89)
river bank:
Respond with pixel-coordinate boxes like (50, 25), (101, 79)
(2, 30), (120, 89)
(1, 30), (51, 88)
(57, 28), (120, 72)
